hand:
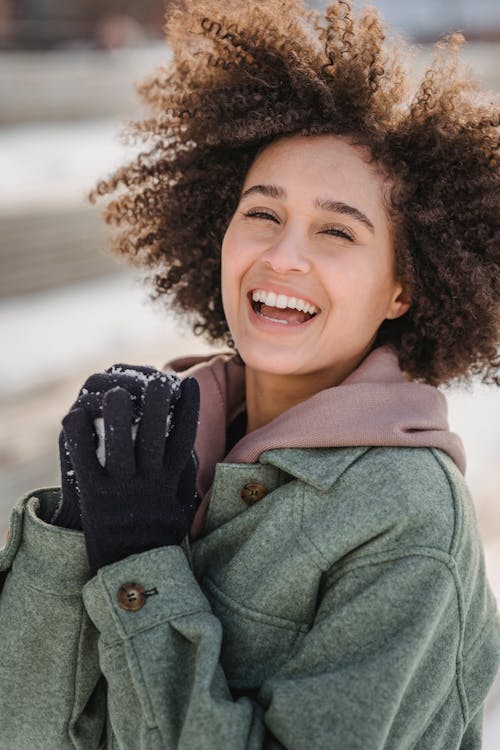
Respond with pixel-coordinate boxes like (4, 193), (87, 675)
(61, 373), (200, 574)
(53, 364), (180, 530)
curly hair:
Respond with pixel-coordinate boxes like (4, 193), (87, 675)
(90, 0), (499, 386)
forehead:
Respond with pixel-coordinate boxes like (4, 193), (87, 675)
(243, 134), (389, 216)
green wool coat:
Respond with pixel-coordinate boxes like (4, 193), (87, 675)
(0, 446), (499, 749)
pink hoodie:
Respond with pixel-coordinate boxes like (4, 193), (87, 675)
(166, 346), (466, 539)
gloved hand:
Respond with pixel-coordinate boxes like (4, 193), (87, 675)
(53, 364), (177, 530)
(56, 367), (200, 576)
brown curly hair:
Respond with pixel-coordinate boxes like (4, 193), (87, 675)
(90, 0), (500, 386)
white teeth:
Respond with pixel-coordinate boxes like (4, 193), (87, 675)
(251, 289), (319, 315)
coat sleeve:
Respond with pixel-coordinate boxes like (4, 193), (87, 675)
(0, 491), (107, 750)
(82, 540), (479, 749)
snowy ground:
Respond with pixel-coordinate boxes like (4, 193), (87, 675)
(0, 117), (141, 215)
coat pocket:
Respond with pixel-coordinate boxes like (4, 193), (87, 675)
(202, 575), (309, 690)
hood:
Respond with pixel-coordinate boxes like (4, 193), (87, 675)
(165, 346), (466, 538)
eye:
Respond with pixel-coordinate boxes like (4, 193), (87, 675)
(243, 209), (280, 223)
(321, 226), (355, 242)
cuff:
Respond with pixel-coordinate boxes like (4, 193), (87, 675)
(0, 488), (90, 593)
(82, 545), (210, 644)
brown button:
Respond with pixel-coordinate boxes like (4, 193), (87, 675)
(240, 482), (268, 506)
(118, 582), (146, 612)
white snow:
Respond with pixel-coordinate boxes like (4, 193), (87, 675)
(0, 271), (213, 397)
(0, 118), (142, 214)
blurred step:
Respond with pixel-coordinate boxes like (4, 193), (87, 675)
(0, 206), (120, 296)
(0, 46), (169, 124)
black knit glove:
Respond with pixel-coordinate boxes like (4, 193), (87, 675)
(59, 370), (199, 575)
(53, 364), (175, 530)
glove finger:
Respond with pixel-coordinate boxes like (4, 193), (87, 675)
(62, 407), (102, 481)
(84, 371), (145, 399)
(74, 372), (148, 425)
(165, 377), (200, 472)
(59, 429), (78, 493)
(68, 372), (141, 415)
(135, 376), (174, 472)
(71, 391), (104, 419)
(178, 451), (199, 515)
(102, 387), (136, 475)
(52, 429), (82, 529)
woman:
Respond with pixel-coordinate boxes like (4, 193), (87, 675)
(0, 1), (498, 747)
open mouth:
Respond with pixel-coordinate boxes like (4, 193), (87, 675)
(249, 290), (320, 326)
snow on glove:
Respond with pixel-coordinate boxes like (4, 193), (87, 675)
(61, 374), (200, 575)
(53, 364), (181, 530)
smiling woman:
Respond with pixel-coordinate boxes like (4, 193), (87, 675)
(0, 1), (499, 749)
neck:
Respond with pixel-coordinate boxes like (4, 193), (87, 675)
(244, 342), (377, 432)
(244, 365), (346, 433)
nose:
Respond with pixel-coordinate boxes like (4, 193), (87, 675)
(261, 231), (311, 274)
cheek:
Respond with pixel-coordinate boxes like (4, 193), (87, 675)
(220, 232), (244, 319)
(221, 224), (242, 273)
(324, 257), (395, 315)
(220, 250), (232, 315)
(221, 224), (258, 288)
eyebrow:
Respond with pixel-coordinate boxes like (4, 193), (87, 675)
(240, 184), (375, 233)
(241, 184), (286, 201)
(314, 199), (375, 232)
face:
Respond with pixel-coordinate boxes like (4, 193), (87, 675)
(221, 134), (409, 389)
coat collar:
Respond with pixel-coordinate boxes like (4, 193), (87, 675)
(165, 347), (466, 539)
(259, 446), (371, 492)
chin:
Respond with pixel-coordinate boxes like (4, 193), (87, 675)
(236, 342), (313, 377)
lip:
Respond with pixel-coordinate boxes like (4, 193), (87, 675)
(246, 293), (319, 334)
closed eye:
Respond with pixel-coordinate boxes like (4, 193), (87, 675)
(321, 227), (354, 242)
(244, 209), (280, 223)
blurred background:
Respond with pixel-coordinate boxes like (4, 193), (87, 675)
(0, 0), (499, 741)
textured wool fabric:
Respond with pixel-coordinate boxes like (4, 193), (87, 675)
(53, 364), (180, 531)
(167, 346), (466, 539)
(0, 495), (104, 749)
(61, 376), (199, 574)
(0, 445), (498, 748)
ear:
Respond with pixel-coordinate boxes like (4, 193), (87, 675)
(385, 282), (411, 321)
